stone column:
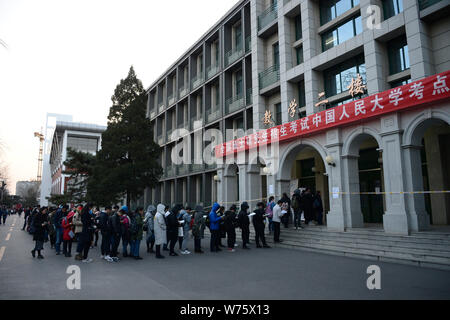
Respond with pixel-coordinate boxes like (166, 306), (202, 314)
(380, 114), (409, 235)
(325, 129), (346, 231)
(402, 144), (431, 231)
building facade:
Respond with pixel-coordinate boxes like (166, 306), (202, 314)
(47, 121), (106, 201)
(144, 0), (450, 235)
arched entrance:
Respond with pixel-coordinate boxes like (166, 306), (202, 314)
(278, 140), (330, 225)
(343, 130), (384, 228)
(405, 116), (450, 227)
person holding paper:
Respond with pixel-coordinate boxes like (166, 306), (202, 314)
(209, 203), (224, 252)
(252, 202), (271, 249)
(272, 200), (284, 243)
(238, 202), (251, 249)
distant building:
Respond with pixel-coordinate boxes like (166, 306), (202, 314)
(41, 119), (106, 205)
(15, 181), (40, 199)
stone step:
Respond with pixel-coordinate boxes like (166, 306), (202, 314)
(251, 232), (450, 256)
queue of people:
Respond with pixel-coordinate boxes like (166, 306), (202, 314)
(20, 187), (323, 262)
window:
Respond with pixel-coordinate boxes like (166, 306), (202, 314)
(382, 0), (403, 20)
(246, 109), (253, 130)
(235, 71), (243, 96)
(273, 42), (279, 67)
(324, 54), (366, 97)
(320, 0), (360, 25)
(390, 77), (411, 89)
(234, 23), (242, 49)
(298, 81), (306, 108)
(387, 36), (409, 75)
(275, 103), (282, 126)
(322, 15), (362, 51)
(296, 47), (304, 65)
(67, 136), (98, 154)
(295, 15), (302, 41)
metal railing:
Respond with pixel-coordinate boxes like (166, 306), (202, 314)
(258, 2), (278, 31)
(259, 64), (280, 90)
(225, 42), (244, 67)
(179, 85), (189, 98)
(191, 73), (204, 90)
(157, 134), (165, 145)
(177, 164), (189, 176)
(158, 101), (165, 113)
(206, 105), (222, 123)
(225, 93), (245, 114)
(206, 63), (220, 80)
(418, 0), (442, 10)
(190, 163), (205, 172)
(165, 165), (176, 178)
(168, 93), (176, 106)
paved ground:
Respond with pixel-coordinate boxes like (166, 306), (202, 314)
(1, 215), (450, 300)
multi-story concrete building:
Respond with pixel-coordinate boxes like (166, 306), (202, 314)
(144, 0), (450, 235)
(47, 120), (106, 201)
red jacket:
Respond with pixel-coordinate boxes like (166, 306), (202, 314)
(62, 217), (73, 241)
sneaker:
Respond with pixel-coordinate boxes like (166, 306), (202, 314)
(112, 257), (119, 262)
(180, 250), (189, 255)
(105, 256), (114, 262)
(82, 258), (93, 263)
(234, 243), (238, 247)
(169, 252), (178, 256)
(228, 248), (236, 252)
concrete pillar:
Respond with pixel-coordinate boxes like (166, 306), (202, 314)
(325, 129), (346, 231)
(403, 0), (435, 81)
(380, 114), (409, 235)
(341, 154), (365, 228)
(247, 164), (262, 210)
(402, 144), (431, 231)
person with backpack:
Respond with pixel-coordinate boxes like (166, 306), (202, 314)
(31, 207), (49, 259)
(154, 204), (167, 259)
(209, 203), (224, 252)
(129, 207), (144, 260)
(144, 205), (156, 254)
(167, 205), (182, 256)
(280, 193), (291, 228)
(252, 202), (271, 249)
(192, 205), (205, 254)
(224, 205), (238, 252)
(237, 202), (251, 250)
(72, 205), (84, 260)
(61, 211), (75, 257)
(120, 206), (131, 257)
(266, 197), (275, 235)
(53, 205), (68, 255)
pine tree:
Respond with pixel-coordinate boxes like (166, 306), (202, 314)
(91, 66), (163, 207)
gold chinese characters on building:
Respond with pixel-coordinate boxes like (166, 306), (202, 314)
(348, 74), (366, 98)
(262, 110), (274, 126)
(315, 92), (329, 108)
(288, 99), (298, 118)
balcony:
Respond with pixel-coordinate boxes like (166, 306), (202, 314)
(191, 73), (204, 90)
(225, 93), (245, 114)
(179, 85), (189, 98)
(157, 134), (165, 145)
(225, 42), (244, 67)
(158, 101), (165, 113)
(246, 88), (253, 105)
(259, 64), (280, 90)
(206, 105), (222, 123)
(190, 163), (204, 173)
(190, 114), (203, 131)
(165, 165), (176, 178)
(258, 2), (278, 31)
(245, 36), (251, 53)
(168, 93), (176, 106)
(418, 0), (442, 10)
(206, 63), (220, 80)
(177, 164), (189, 176)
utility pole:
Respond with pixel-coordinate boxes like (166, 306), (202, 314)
(34, 129), (44, 182)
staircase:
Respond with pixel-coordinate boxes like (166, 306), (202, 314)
(205, 226), (450, 271)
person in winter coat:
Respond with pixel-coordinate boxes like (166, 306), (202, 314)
(292, 189), (303, 230)
(76, 205), (94, 263)
(192, 205), (205, 253)
(61, 211), (75, 257)
(314, 191), (324, 225)
(237, 202), (251, 249)
(53, 205), (68, 255)
(272, 200), (285, 243)
(31, 207), (49, 259)
(108, 208), (122, 261)
(72, 206), (84, 257)
(280, 193), (291, 228)
(167, 205), (182, 256)
(99, 207), (112, 260)
(209, 203), (224, 252)
(303, 188), (314, 225)
(120, 206), (131, 257)
(154, 204), (167, 259)
(144, 205), (156, 253)
(179, 209), (191, 254)
(224, 205), (238, 252)
(252, 202), (271, 248)
(129, 208), (144, 260)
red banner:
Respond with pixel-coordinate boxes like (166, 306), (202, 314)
(215, 70), (450, 158)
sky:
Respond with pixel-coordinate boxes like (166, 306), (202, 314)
(0, 0), (240, 194)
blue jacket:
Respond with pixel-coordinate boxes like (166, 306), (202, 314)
(209, 203), (222, 231)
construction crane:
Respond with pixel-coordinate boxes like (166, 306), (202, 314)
(34, 129), (44, 182)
